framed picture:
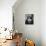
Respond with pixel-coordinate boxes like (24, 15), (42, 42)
(25, 14), (34, 24)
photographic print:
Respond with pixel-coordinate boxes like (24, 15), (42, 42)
(25, 14), (34, 24)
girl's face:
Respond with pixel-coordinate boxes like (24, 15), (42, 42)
(27, 17), (32, 22)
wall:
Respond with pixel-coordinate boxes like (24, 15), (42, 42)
(0, 0), (16, 30)
(13, 0), (41, 46)
(41, 0), (46, 46)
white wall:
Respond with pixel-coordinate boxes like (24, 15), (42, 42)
(13, 0), (41, 46)
(41, 0), (46, 46)
(0, 0), (16, 30)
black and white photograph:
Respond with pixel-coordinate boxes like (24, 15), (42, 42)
(25, 14), (34, 24)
